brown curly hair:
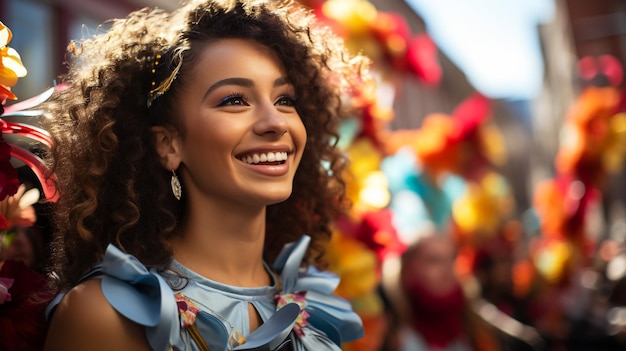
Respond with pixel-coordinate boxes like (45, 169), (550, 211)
(44, 0), (368, 290)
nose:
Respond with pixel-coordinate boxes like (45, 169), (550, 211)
(253, 103), (288, 137)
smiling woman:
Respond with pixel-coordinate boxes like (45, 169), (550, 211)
(41, 1), (368, 350)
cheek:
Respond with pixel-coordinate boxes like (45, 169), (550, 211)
(292, 117), (307, 152)
(187, 118), (244, 154)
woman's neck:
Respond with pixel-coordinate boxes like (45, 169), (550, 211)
(171, 196), (270, 287)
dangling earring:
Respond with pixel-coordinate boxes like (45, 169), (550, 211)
(171, 170), (182, 200)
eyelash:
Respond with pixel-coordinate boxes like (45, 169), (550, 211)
(217, 92), (248, 107)
(216, 93), (297, 107)
(275, 95), (297, 107)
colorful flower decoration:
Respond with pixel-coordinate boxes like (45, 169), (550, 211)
(533, 176), (599, 242)
(0, 22), (27, 103)
(0, 184), (39, 231)
(0, 21), (27, 228)
(0, 22), (58, 209)
(328, 224), (391, 351)
(402, 94), (504, 180)
(336, 208), (405, 264)
(531, 78), (626, 284)
(325, 230), (379, 301)
(174, 293), (200, 329)
(0, 133), (18, 203)
(1, 86), (59, 204)
(0, 260), (51, 350)
(275, 291), (310, 337)
(318, 0), (442, 84)
(556, 86), (626, 184)
(343, 138), (390, 213)
(452, 172), (514, 240)
(531, 238), (575, 285)
(0, 277), (12, 304)
(381, 148), (467, 240)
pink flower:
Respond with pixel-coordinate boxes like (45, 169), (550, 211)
(0, 277), (13, 304)
(275, 291), (310, 337)
(175, 292), (199, 328)
(0, 260), (52, 350)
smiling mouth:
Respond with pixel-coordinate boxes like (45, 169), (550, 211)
(236, 151), (288, 165)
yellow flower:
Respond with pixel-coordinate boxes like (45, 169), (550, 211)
(0, 21), (27, 100)
(479, 124), (507, 166)
(344, 138), (391, 211)
(322, 0), (378, 35)
(326, 230), (379, 300)
(452, 172), (513, 236)
(533, 239), (572, 284)
(603, 112), (626, 173)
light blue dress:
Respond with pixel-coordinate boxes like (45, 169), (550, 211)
(47, 235), (364, 351)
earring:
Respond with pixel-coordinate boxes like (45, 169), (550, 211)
(171, 170), (182, 200)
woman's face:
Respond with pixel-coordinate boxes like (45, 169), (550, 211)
(403, 236), (458, 295)
(172, 39), (307, 208)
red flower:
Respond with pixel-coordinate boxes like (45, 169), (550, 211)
(0, 132), (18, 203)
(0, 260), (52, 351)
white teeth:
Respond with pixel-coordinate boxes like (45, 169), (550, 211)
(240, 151), (289, 164)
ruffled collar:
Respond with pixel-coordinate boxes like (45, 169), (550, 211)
(47, 235), (364, 351)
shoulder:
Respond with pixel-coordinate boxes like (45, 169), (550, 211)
(44, 278), (151, 351)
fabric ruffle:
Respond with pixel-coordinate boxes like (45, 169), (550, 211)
(273, 235), (364, 350)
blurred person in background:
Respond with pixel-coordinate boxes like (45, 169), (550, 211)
(0, 183), (51, 351)
(382, 234), (501, 351)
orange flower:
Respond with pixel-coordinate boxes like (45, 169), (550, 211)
(413, 113), (459, 176)
(556, 86), (624, 181)
(533, 179), (569, 240)
(0, 21), (27, 101)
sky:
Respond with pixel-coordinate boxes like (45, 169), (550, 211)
(405, 0), (556, 100)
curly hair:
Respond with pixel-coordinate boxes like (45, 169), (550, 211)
(44, 0), (368, 291)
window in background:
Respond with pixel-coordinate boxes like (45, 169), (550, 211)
(5, 0), (55, 99)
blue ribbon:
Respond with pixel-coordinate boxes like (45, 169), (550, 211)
(100, 245), (181, 351)
(274, 235), (364, 346)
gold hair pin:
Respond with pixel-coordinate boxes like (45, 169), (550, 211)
(147, 51), (183, 107)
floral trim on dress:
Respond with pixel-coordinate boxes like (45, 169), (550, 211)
(275, 292), (309, 337)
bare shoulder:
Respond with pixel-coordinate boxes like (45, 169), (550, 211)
(44, 278), (152, 351)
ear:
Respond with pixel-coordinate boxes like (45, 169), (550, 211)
(152, 126), (182, 171)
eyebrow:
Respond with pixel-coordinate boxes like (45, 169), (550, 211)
(203, 77), (291, 99)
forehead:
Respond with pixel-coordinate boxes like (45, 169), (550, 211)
(188, 38), (286, 77)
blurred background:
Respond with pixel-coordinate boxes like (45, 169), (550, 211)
(1, 0), (626, 350)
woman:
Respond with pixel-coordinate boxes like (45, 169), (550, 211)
(43, 0), (366, 350)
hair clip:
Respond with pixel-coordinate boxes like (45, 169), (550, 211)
(147, 51), (183, 108)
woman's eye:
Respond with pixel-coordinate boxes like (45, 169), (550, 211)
(217, 94), (249, 107)
(275, 96), (296, 107)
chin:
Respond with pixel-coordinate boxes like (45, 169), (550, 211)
(257, 187), (293, 206)
(264, 193), (293, 206)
